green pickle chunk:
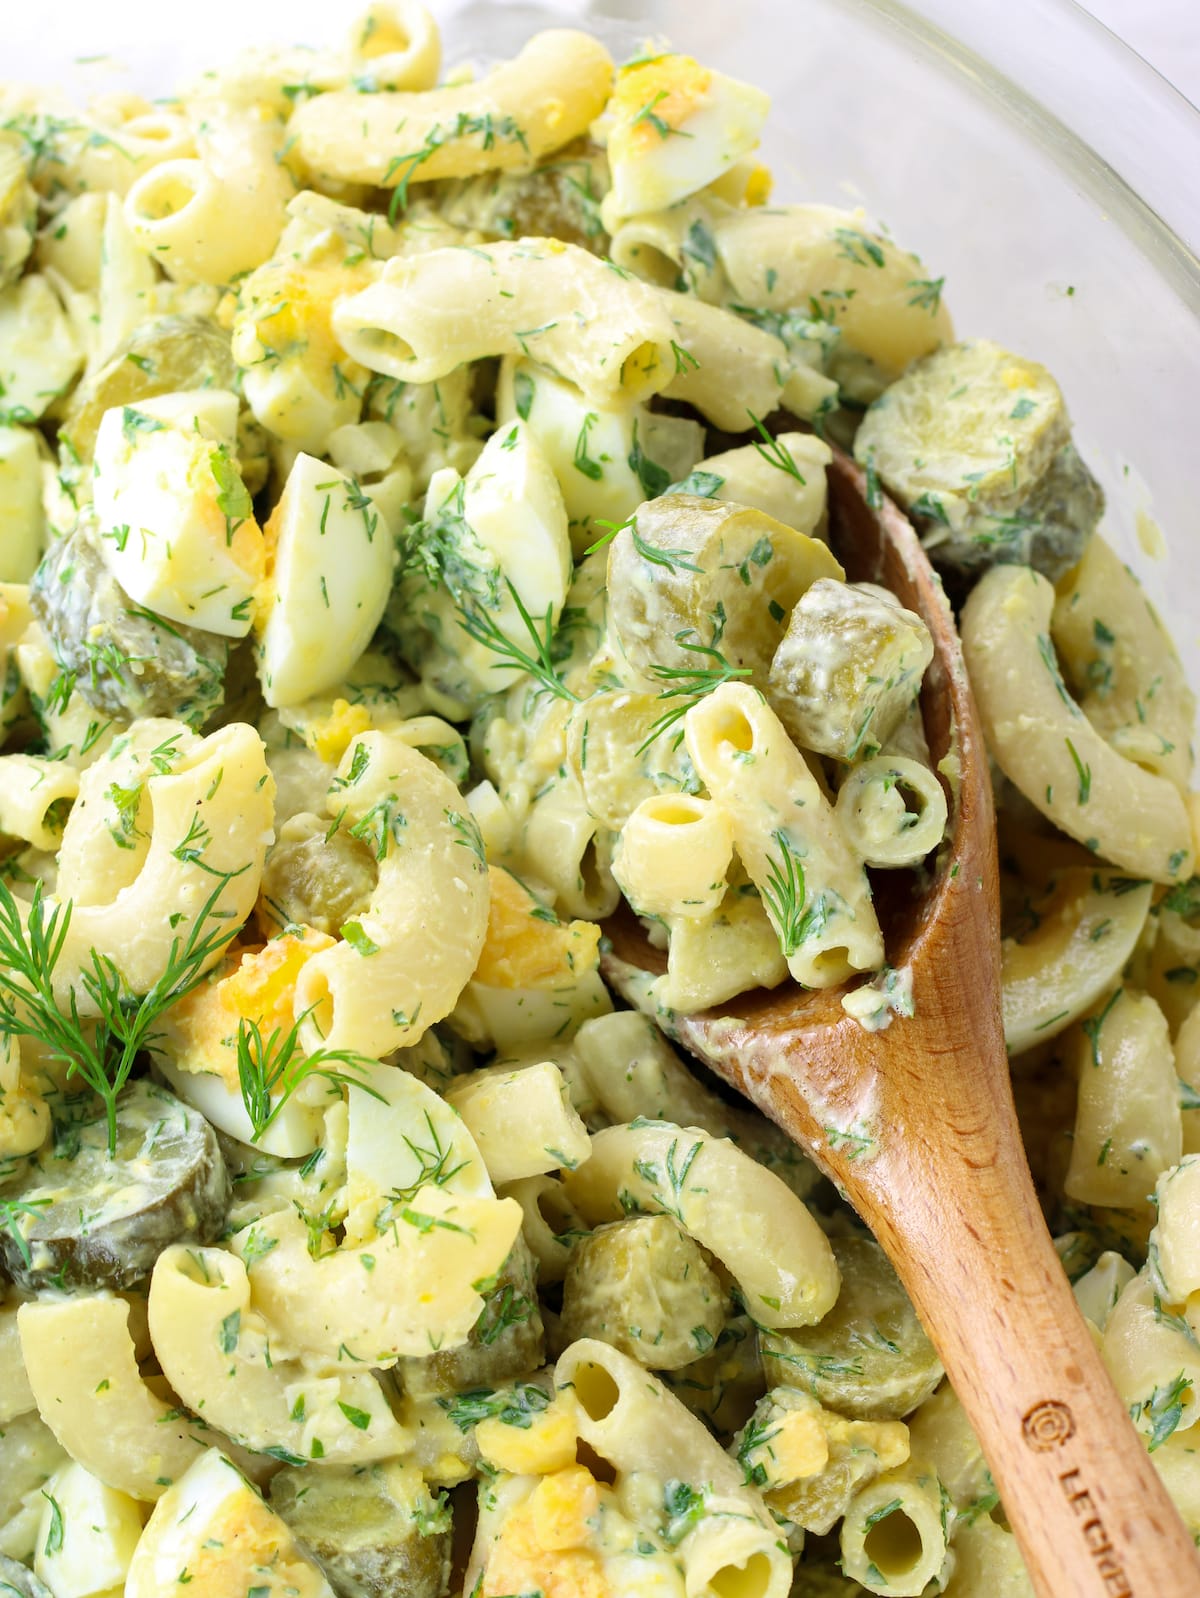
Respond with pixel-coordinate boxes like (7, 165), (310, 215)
(758, 1237), (942, 1420)
(58, 315), (237, 465)
(397, 1233), (545, 1398)
(767, 579), (933, 762)
(269, 1461), (452, 1598)
(854, 338), (1102, 579)
(560, 1214), (730, 1370)
(31, 519), (228, 728)
(0, 1552), (52, 1598)
(606, 493), (843, 686)
(0, 1080), (228, 1291)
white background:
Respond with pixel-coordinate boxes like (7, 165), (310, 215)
(1081, 0), (1199, 105)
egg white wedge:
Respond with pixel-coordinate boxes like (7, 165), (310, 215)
(125, 1449), (333, 1598)
(410, 417), (571, 696)
(255, 451), (396, 708)
(343, 1059), (493, 1245)
(34, 1460), (145, 1598)
(92, 390), (263, 638)
(601, 54), (770, 228)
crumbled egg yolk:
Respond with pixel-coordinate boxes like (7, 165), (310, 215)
(165, 926), (334, 1087)
(476, 1390), (580, 1475)
(301, 696), (373, 764)
(473, 866), (601, 989)
(611, 56), (713, 154)
(154, 1475), (326, 1598)
(233, 245), (373, 376)
(483, 1466), (609, 1598)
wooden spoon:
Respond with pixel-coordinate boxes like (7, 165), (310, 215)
(601, 451), (1200, 1598)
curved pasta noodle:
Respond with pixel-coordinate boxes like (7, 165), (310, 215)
(611, 793), (733, 921)
(0, 1035), (49, 1159)
(571, 1010), (820, 1196)
(1064, 989), (1180, 1213)
(517, 772), (621, 921)
(294, 730), (490, 1056)
(654, 867), (791, 1012)
(1052, 532), (1194, 793)
(556, 1338), (792, 1598)
(123, 102), (293, 284)
(18, 1296), (207, 1502)
(659, 290), (801, 430)
(1103, 1270), (1200, 1443)
(1001, 866), (1151, 1053)
(291, 30), (612, 187)
(563, 1120), (839, 1329)
(698, 431), (833, 539)
(50, 721), (274, 1007)
(333, 239), (679, 405)
(685, 683), (884, 987)
(0, 754), (78, 851)
(705, 203), (954, 378)
(445, 1059), (591, 1185)
(1149, 1157), (1200, 1304)
(499, 1173), (587, 1283)
(962, 565), (1193, 883)
(839, 1464), (951, 1597)
(148, 1244), (410, 1460)
(345, 0), (441, 92)
(228, 1188), (522, 1366)
(835, 756), (948, 868)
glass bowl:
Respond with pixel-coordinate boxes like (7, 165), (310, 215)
(9, 0), (1200, 695)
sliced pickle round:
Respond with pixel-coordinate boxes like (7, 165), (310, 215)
(0, 1553), (52, 1598)
(269, 1461), (452, 1598)
(854, 339), (1100, 579)
(758, 1236), (942, 1420)
(59, 316), (236, 465)
(30, 520), (227, 728)
(0, 1080), (228, 1292)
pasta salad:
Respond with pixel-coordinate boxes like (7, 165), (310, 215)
(0, 5), (1196, 1596)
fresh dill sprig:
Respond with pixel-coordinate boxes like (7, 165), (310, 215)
(747, 412), (806, 483)
(636, 629), (752, 754)
(0, 875), (244, 1156)
(235, 1012), (385, 1142)
(455, 578), (579, 703)
(760, 830), (807, 956)
(386, 1111), (470, 1206)
(0, 1197), (50, 1268)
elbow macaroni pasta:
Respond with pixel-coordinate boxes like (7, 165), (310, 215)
(1, 7), (1198, 1594)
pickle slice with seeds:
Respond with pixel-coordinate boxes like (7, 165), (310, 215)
(269, 1461), (452, 1598)
(0, 1080), (228, 1292)
(759, 1236), (942, 1420)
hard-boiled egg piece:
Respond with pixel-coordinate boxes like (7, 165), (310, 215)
(91, 391), (263, 638)
(232, 235), (376, 452)
(389, 417), (571, 709)
(343, 1059), (493, 1245)
(34, 1460), (145, 1598)
(125, 1449), (333, 1598)
(254, 452), (396, 708)
(154, 927), (337, 1156)
(601, 53), (770, 228)
(495, 359), (703, 552)
(0, 274), (84, 420)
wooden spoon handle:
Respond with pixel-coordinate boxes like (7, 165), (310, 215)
(748, 1031), (1200, 1598)
(862, 1133), (1199, 1598)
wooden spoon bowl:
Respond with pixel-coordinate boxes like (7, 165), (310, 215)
(601, 451), (1200, 1598)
